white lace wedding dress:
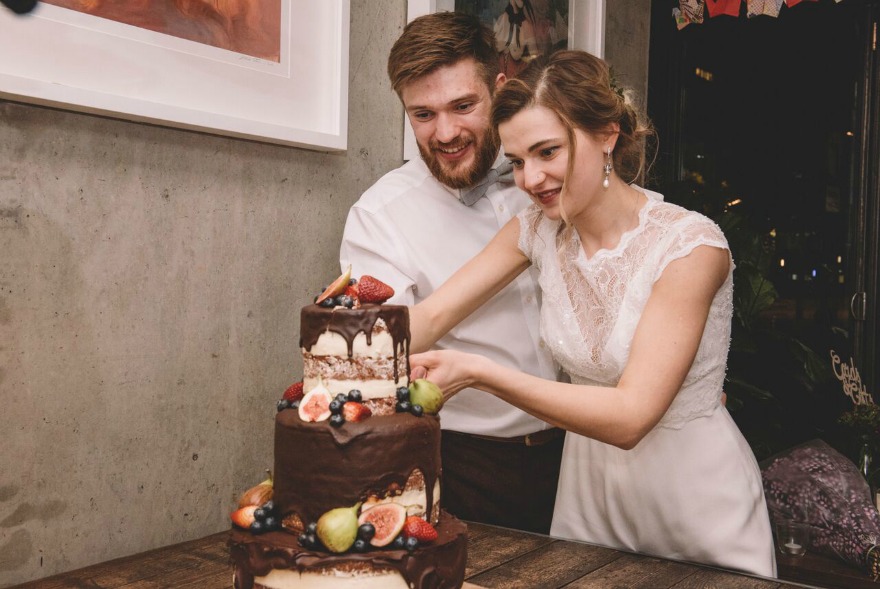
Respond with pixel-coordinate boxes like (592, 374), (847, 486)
(518, 187), (777, 577)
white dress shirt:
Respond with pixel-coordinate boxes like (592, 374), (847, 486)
(340, 155), (560, 437)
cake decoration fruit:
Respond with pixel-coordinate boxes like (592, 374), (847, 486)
(357, 502), (407, 547)
(357, 275), (394, 304)
(402, 515), (438, 543)
(230, 505), (258, 529)
(237, 470), (273, 508)
(316, 503), (362, 553)
(342, 401), (372, 422)
(408, 379), (444, 414)
(298, 386), (333, 422)
(315, 265), (352, 305)
(282, 381), (304, 403)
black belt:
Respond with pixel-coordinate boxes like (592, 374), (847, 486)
(451, 427), (565, 447)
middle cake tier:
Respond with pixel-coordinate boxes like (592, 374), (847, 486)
(274, 409), (442, 533)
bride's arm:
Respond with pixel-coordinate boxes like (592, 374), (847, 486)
(410, 217), (530, 353)
(412, 244), (729, 449)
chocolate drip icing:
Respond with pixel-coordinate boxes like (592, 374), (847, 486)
(274, 411), (441, 528)
(229, 512), (467, 589)
(300, 304), (411, 384)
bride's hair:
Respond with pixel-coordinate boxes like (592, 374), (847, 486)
(491, 50), (656, 189)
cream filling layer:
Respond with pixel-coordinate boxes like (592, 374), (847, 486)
(306, 331), (397, 358)
(302, 377), (405, 400)
(248, 568), (409, 589)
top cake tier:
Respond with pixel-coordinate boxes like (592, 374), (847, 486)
(300, 304), (410, 416)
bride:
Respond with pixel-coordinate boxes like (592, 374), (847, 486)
(409, 50), (776, 577)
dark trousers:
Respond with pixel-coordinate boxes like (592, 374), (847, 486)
(440, 429), (564, 535)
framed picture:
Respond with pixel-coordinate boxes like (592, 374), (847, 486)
(0, 0), (350, 151)
(403, 0), (605, 160)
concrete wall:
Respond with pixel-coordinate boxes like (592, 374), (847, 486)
(0, 1), (649, 585)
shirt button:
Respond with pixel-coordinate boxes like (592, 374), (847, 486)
(539, 339), (546, 349)
(498, 204), (505, 212)
(526, 295), (533, 304)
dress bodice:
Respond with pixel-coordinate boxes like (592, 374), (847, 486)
(517, 189), (734, 429)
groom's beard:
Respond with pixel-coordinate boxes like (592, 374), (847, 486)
(419, 126), (500, 190)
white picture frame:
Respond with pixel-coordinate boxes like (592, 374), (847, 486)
(0, 0), (350, 151)
(403, 0), (605, 160)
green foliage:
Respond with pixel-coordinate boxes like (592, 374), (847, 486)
(665, 179), (842, 460)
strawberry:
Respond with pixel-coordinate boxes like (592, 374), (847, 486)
(344, 284), (359, 299)
(402, 515), (438, 543)
(283, 381), (304, 403)
(342, 401), (372, 422)
(358, 276), (394, 304)
(231, 505), (257, 529)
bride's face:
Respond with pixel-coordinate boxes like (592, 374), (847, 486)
(500, 105), (605, 221)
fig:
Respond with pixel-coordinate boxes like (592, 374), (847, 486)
(315, 265), (352, 305)
(237, 469), (273, 508)
(408, 379), (444, 415)
(316, 502), (361, 553)
(357, 502), (407, 547)
(298, 386), (333, 422)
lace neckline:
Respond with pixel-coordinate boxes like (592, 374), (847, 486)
(572, 189), (656, 266)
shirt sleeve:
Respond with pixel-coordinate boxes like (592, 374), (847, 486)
(339, 205), (417, 306)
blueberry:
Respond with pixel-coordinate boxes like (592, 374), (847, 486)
(358, 522), (376, 541)
(250, 520), (265, 534)
(392, 535), (406, 549)
(396, 387), (410, 402)
(290, 400), (300, 410)
(329, 399), (343, 414)
(410, 404), (424, 417)
(335, 393), (348, 403)
(277, 399), (290, 412)
(340, 295), (354, 308)
(349, 278), (358, 285)
(319, 297), (335, 308)
(353, 538), (368, 552)
(330, 413), (345, 427)
(305, 532), (317, 547)
(307, 522), (318, 533)
(261, 500), (275, 513)
(298, 532), (309, 546)
(396, 400), (412, 413)
(253, 507), (266, 521)
(347, 390), (362, 403)
(405, 536), (419, 553)
(263, 516), (278, 530)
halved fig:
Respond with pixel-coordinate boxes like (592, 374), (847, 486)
(298, 387), (332, 422)
(357, 502), (406, 547)
(315, 265), (352, 305)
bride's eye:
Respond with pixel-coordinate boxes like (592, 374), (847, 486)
(540, 146), (559, 158)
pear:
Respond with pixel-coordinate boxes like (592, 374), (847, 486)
(237, 470), (273, 508)
(316, 502), (361, 553)
(408, 379), (444, 415)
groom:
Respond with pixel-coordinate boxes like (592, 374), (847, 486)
(340, 11), (563, 534)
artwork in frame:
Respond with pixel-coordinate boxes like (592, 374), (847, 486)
(403, 0), (605, 160)
(0, 0), (350, 151)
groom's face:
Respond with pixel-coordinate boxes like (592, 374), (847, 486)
(401, 58), (500, 190)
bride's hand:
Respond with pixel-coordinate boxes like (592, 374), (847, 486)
(409, 350), (483, 402)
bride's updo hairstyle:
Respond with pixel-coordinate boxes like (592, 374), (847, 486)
(491, 50), (655, 187)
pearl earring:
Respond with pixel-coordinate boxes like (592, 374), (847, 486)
(602, 147), (613, 189)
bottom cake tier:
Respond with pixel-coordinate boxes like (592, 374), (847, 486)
(229, 511), (467, 589)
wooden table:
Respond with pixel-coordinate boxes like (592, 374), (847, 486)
(7, 522), (878, 589)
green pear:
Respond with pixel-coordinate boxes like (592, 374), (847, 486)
(316, 502), (361, 553)
(408, 379), (444, 414)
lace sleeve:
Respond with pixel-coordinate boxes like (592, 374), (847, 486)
(652, 213), (733, 283)
(516, 204), (546, 265)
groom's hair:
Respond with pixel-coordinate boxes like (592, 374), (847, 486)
(387, 11), (499, 98)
